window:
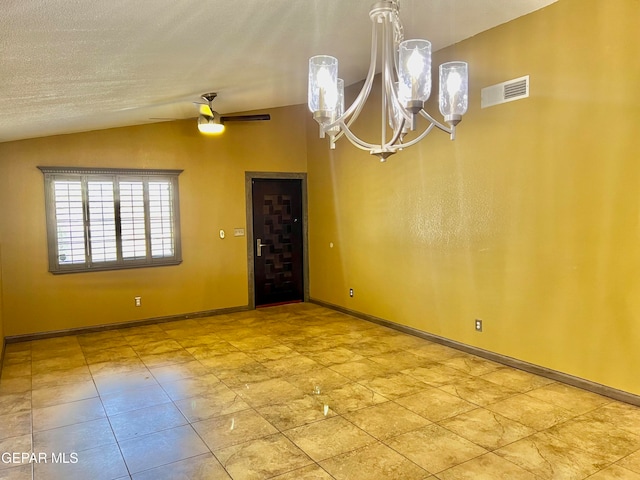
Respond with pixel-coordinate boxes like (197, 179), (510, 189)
(39, 167), (183, 274)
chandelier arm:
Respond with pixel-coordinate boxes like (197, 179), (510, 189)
(329, 10), (406, 153)
(382, 15), (411, 146)
(383, 58), (413, 130)
(418, 110), (453, 135)
(393, 122), (437, 149)
(337, 120), (383, 151)
(380, 15), (391, 147)
(332, 111), (407, 153)
(328, 127), (345, 143)
(323, 22), (379, 141)
(342, 23), (379, 123)
(385, 117), (406, 147)
(381, 20), (415, 132)
(383, 79), (404, 146)
(387, 5), (414, 127)
(383, 61), (415, 143)
(384, 82), (397, 134)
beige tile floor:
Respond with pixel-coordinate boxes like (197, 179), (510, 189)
(1, 302), (640, 479)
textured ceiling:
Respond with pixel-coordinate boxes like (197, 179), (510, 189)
(0, 0), (556, 143)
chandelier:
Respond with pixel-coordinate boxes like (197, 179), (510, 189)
(308, 0), (468, 161)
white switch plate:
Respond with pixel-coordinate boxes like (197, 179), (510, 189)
(234, 228), (245, 237)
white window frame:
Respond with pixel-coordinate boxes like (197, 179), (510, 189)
(39, 166), (183, 274)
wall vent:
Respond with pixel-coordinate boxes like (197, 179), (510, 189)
(481, 75), (529, 108)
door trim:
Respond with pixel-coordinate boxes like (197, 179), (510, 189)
(245, 172), (309, 309)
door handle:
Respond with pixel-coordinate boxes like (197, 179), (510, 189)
(256, 238), (268, 257)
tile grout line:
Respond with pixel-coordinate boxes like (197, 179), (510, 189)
(2, 304), (640, 479)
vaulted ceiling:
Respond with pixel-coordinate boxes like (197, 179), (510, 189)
(0, 0), (556, 143)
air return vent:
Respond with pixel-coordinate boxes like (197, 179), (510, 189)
(481, 75), (529, 108)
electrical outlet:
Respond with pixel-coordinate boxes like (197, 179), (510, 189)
(475, 319), (482, 332)
(349, 288), (354, 297)
(135, 296), (141, 307)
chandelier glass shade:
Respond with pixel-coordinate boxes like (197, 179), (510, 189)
(308, 0), (468, 161)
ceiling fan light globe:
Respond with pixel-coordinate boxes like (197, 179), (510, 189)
(197, 115), (225, 134)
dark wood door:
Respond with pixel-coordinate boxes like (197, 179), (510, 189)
(252, 178), (304, 307)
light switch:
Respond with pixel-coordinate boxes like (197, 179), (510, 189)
(234, 228), (245, 237)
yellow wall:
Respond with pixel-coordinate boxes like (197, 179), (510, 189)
(0, 242), (4, 360)
(0, 104), (307, 336)
(1, 0), (638, 398)
(307, 0), (640, 395)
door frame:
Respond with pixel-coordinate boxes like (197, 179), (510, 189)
(245, 171), (309, 309)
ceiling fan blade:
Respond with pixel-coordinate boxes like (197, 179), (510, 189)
(220, 114), (270, 123)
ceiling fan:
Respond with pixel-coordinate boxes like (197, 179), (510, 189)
(197, 92), (270, 134)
